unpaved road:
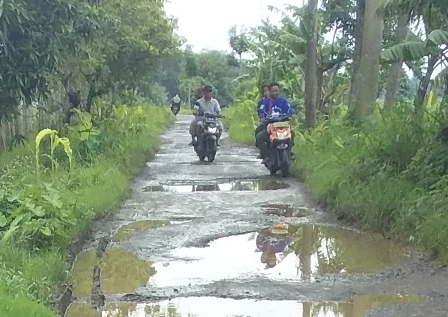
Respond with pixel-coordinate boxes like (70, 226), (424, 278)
(66, 115), (448, 317)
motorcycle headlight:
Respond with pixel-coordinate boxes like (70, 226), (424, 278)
(276, 131), (289, 140)
(208, 127), (217, 133)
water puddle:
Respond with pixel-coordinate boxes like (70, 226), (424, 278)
(149, 224), (404, 287)
(112, 220), (171, 242)
(144, 179), (290, 192)
(100, 248), (156, 294)
(72, 249), (98, 298)
(263, 203), (311, 217)
(65, 294), (425, 317)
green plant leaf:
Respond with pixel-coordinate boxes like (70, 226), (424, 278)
(40, 227), (52, 236)
(31, 205), (46, 217)
(0, 214), (8, 227)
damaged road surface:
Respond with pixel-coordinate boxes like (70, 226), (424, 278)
(66, 115), (448, 317)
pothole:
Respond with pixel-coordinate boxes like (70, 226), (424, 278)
(262, 204), (311, 217)
(148, 224), (404, 287)
(72, 249), (98, 298)
(112, 220), (171, 242)
(100, 248), (156, 294)
(143, 179), (290, 192)
(65, 294), (425, 317)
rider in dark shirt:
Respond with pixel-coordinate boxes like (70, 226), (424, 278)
(255, 82), (296, 160)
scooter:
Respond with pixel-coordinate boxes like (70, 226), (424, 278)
(262, 114), (293, 177)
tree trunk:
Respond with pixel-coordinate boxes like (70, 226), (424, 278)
(304, 0), (318, 128)
(14, 107), (21, 136)
(384, 13), (409, 110)
(349, 0), (365, 111)
(352, 0), (384, 120)
(22, 104), (29, 136)
(188, 85), (191, 109)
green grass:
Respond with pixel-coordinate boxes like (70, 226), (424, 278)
(178, 108), (193, 115)
(224, 96), (448, 264)
(222, 103), (258, 145)
(0, 103), (175, 316)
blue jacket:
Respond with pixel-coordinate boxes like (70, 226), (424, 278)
(257, 97), (269, 115)
(258, 97), (295, 119)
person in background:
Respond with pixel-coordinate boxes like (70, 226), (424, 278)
(192, 88), (204, 116)
(254, 85), (270, 158)
(171, 94), (181, 114)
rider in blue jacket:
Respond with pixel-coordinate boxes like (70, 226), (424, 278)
(255, 82), (296, 161)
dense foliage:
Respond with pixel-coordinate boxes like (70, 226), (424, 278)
(224, 0), (448, 263)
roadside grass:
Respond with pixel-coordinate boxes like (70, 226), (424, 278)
(224, 97), (448, 264)
(178, 108), (193, 115)
(0, 103), (174, 316)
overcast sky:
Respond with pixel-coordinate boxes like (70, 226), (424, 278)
(164, 0), (306, 52)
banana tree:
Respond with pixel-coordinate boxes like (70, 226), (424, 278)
(381, 0), (448, 108)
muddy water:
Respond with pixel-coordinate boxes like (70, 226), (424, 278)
(67, 116), (448, 317)
(144, 179), (290, 192)
(148, 224), (403, 287)
(72, 250), (97, 298)
(100, 248), (156, 294)
(65, 294), (425, 317)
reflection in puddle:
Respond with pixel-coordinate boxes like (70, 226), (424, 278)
(72, 249), (98, 297)
(144, 179), (290, 192)
(263, 204), (311, 217)
(149, 224), (404, 287)
(65, 295), (425, 317)
(112, 220), (170, 242)
(100, 248), (156, 294)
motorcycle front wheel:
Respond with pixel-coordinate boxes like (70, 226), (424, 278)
(279, 149), (291, 177)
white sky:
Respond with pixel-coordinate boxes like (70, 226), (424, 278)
(164, 0), (306, 52)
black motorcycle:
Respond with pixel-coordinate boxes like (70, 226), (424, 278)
(171, 103), (180, 116)
(194, 113), (222, 162)
(262, 114), (293, 177)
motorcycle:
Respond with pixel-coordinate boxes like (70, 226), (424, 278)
(262, 114), (293, 177)
(171, 103), (180, 116)
(194, 113), (222, 162)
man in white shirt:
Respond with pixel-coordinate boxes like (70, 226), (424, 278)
(188, 85), (222, 146)
(172, 94), (181, 104)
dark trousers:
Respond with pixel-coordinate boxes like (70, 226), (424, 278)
(254, 123), (266, 145)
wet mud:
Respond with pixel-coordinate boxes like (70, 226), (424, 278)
(262, 203), (312, 217)
(112, 220), (170, 242)
(65, 116), (448, 317)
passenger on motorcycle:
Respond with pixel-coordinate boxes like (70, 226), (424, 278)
(188, 85), (222, 146)
(254, 85), (271, 141)
(189, 88), (204, 145)
(255, 82), (296, 161)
